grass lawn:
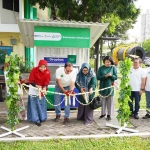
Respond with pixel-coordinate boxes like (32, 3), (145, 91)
(0, 137), (150, 150)
(0, 59), (147, 149)
(114, 90), (146, 109)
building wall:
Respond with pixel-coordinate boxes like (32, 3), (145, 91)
(1, 8), (19, 24)
(35, 47), (89, 67)
(34, 47), (89, 82)
(0, 0), (50, 60)
(141, 9), (150, 42)
(0, 32), (24, 58)
(34, 4), (50, 20)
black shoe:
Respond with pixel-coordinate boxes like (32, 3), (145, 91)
(99, 114), (106, 119)
(106, 115), (111, 121)
(142, 113), (150, 119)
(36, 121), (41, 126)
(134, 115), (139, 119)
(64, 118), (69, 125)
(54, 114), (61, 122)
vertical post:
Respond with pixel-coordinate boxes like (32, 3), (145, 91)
(19, 0), (24, 19)
(25, 47), (30, 67)
(100, 39), (103, 66)
(24, 0), (37, 68)
(34, 46), (37, 67)
(0, 0), (2, 24)
(94, 38), (100, 73)
(24, 0), (30, 19)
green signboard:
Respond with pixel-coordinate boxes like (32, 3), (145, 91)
(67, 55), (76, 64)
(34, 26), (90, 48)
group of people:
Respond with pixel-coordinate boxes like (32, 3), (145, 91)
(128, 57), (150, 120)
(27, 56), (117, 126)
(17, 55), (150, 127)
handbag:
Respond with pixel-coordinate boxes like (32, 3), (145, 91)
(89, 95), (102, 110)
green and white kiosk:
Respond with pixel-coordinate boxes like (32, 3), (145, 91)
(17, 19), (109, 109)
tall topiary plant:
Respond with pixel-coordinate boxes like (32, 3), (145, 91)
(117, 57), (132, 126)
(5, 53), (20, 131)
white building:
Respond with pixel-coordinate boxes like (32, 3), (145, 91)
(141, 9), (150, 42)
(0, 0), (23, 55)
(0, 0), (50, 73)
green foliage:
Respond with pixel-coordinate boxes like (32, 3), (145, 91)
(90, 46), (95, 58)
(89, 59), (94, 69)
(0, 49), (7, 63)
(142, 38), (150, 52)
(5, 53), (21, 131)
(141, 63), (146, 68)
(114, 89), (146, 109)
(117, 58), (132, 126)
(0, 137), (150, 150)
(28, 0), (140, 45)
(19, 57), (33, 73)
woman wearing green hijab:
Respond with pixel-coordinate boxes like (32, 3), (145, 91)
(75, 63), (97, 125)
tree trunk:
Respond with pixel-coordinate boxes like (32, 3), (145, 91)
(81, 3), (88, 21)
(51, 4), (57, 20)
(94, 39), (100, 73)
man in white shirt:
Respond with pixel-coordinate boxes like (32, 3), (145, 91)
(129, 58), (146, 119)
(54, 62), (76, 124)
(142, 67), (150, 119)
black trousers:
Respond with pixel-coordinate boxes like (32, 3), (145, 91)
(128, 91), (141, 115)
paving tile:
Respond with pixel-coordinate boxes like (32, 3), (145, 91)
(1, 101), (150, 137)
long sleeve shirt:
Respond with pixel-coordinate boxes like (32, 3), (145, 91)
(97, 65), (117, 96)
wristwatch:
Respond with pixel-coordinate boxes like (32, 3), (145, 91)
(141, 88), (144, 91)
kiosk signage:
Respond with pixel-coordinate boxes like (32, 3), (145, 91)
(34, 26), (90, 48)
(44, 57), (68, 64)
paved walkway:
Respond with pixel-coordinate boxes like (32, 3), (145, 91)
(0, 89), (150, 138)
(0, 100), (150, 138)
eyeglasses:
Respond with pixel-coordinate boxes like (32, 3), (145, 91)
(82, 69), (88, 72)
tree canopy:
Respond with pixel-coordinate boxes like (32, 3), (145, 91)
(142, 38), (150, 52)
(28, 0), (140, 40)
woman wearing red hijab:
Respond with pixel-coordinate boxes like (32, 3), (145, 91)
(27, 60), (50, 126)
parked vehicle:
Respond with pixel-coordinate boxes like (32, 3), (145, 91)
(144, 57), (150, 66)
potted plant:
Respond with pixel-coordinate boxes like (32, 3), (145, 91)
(19, 57), (34, 81)
(117, 57), (132, 126)
(5, 53), (20, 130)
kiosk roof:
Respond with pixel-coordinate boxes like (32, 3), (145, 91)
(17, 19), (109, 48)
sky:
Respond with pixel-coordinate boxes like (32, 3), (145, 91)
(127, 0), (150, 42)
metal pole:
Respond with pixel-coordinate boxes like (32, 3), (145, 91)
(100, 39), (103, 66)
(94, 38), (100, 73)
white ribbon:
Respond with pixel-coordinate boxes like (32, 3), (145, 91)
(20, 84), (23, 95)
(68, 95), (71, 105)
(73, 96), (76, 106)
(38, 88), (41, 100)
(65, 95), (67, 106)
(84, 93), (88, 104)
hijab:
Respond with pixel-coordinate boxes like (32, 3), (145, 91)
(28, 60), (50, 86)
(76, 63), (95, 90)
